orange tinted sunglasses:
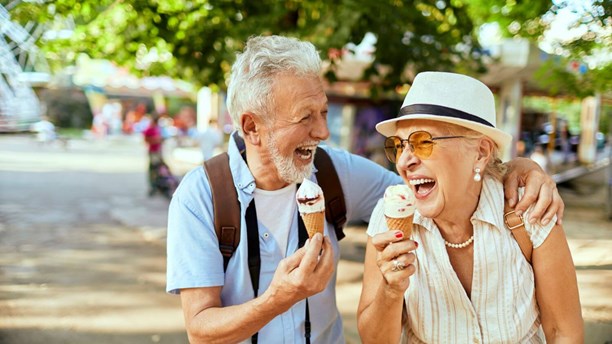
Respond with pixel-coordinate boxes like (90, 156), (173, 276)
(384, 131), (465, 163)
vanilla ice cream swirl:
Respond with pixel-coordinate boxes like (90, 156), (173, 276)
(296, 178), (325, 214)
(383, 184), (416, 218)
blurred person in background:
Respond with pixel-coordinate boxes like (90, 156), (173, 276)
(143, 115), (163, 196)
(31, 116), (57, 144)
(198, 118), (223, 161)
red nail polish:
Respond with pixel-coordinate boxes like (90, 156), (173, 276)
(395, 231), (403, 239)
(414, 241), (419, 248)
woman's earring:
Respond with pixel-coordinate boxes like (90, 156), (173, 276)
(473, 167), (481, 182)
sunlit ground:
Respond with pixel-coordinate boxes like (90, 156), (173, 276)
(1, 134), (610, 343)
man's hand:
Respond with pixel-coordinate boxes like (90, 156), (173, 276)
(265, 233), (334, 311)
(504, 157), (564, 225)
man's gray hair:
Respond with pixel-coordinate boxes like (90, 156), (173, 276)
(226, 35), (322, 134)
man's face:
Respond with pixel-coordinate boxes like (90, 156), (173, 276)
(261, 73), (330, 184)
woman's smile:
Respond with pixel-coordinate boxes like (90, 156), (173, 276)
(408, 177), (436, 198)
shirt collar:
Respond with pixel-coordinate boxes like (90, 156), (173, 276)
(228, 131), (256, 195)
(471, 177), (506, 230)
(412, 177), (506, 232)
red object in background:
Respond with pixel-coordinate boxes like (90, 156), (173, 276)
(143, 123), (162, 153)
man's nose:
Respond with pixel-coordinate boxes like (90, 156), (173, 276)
(311, 114), (330, 141)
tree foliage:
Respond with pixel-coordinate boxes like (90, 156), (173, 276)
(10, 0), (608, 96)
(11, 0), (491, 91)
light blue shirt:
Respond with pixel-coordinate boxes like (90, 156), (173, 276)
(166, 132), (401, 343)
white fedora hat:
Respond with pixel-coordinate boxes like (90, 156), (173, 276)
(376, 72), (512, 153)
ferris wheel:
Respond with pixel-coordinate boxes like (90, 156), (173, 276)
(0, 2), (48, 131)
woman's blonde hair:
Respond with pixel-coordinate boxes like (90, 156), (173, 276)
(438, 123), (507, 181)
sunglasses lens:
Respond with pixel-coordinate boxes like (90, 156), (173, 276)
(384, 136), (401, 163)
(384, 131), (438, 163)
(409, 131), (434, 159)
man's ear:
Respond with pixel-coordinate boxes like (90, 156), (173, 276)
(241, 112), (261, 145)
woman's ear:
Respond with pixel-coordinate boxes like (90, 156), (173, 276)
(241, 112), (261, 146)
(476, 137), (494, 166)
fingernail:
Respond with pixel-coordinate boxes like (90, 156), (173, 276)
(395, 231), (403, 239)
(558, 218), (563, 225)
(305, 238), (310, 246)
(529, 217), (536, 224)
(509, 199), (516, 207)
(515, 210), (523, 217)
(541, 218), (550, 226)
(414, 241), (419, 248)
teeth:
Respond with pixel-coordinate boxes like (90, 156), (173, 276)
(295, 143), (318, 160)
(409, 178), (434, 186)
(296, 148), (313, 160)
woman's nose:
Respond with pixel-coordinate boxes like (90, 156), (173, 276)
(396, 146), (420, 171)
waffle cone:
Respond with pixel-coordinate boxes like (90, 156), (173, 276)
(301, 211), (325, 239)
(385, 215), (414, 238)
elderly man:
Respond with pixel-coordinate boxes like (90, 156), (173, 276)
(166, 35), (563, 343)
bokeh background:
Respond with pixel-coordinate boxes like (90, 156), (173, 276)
(1, 0), (610, 343)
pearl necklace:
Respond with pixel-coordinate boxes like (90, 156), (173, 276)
(444, 235), (474, 249)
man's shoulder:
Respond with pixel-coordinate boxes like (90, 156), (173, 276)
(318, 144), (353, 165)
(174, 166), (211, 201)
(319, 144), (391, 174)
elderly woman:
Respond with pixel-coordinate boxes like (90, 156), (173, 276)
(357, 72), (583, 343)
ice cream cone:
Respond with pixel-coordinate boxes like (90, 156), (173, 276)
(297, 179), (326, 239)
(302, 211), (325, 238)
(385, 214), (414, 238)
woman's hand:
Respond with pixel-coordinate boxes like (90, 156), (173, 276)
(358, 230), (417, 343)
(371, 230), (418, 294)
(504, 157), (564, 226)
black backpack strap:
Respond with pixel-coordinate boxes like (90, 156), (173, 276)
(203, 153), (241, 271)
(314, 147), (347, 241)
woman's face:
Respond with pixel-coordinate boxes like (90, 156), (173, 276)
(394, 120), (480, 219)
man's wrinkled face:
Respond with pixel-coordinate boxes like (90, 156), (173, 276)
(261, 73), (330, 184)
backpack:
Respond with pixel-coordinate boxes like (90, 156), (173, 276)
(504, 203), (532, 263)
(203, 147), (347, 270)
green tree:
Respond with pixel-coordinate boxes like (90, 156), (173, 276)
(8, 0), (500, 90)
(474, 0), (611, 97)
(13, 0), (607, 96)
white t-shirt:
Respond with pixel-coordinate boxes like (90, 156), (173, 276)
(253, 184), (297, 257)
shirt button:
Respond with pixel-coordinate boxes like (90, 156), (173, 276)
(263, 233), (269, 238)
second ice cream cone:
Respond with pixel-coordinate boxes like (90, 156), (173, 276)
(385, 214), (414, 238)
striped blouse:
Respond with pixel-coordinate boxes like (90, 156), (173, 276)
(367, 177), (556, 343)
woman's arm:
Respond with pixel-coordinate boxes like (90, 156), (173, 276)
(357, 231), (417, 344)
(533, 224), (584, 343)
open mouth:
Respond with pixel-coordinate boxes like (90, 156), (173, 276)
(295, 145), (317, 161)
(409, 178), (436, 196)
